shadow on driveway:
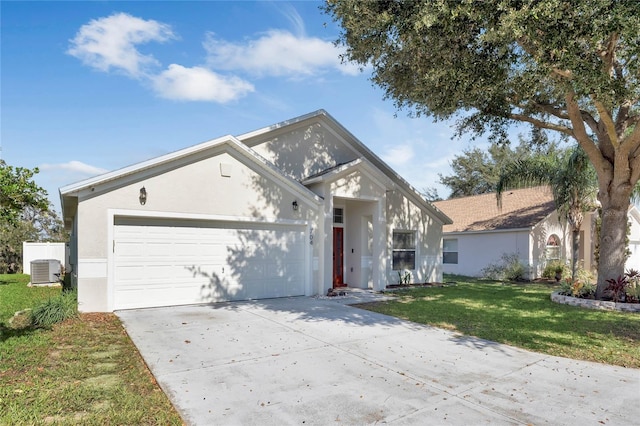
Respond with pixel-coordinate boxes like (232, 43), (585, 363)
(118, 297), (639, 425)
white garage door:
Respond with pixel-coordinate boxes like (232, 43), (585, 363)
(113, 217), (306, 310)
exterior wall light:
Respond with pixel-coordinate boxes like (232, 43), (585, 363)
(292, 200), (299, 211)
(139, 187), (147, 205)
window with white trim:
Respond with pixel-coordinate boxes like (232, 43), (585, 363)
(443, 238), (458, 264)
(392, 231), (416, 270)
(333, 208), (344, 224)
(546, 234), (561, 260)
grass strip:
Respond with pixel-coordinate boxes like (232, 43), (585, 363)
(1, 274), (183, 425)
(358, 275), (640, 368)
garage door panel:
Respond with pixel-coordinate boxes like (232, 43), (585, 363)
(113, 219), (306, 309)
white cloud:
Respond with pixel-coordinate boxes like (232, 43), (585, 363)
(381, 144), (414, 167)
(276, 3), (306, 37)
(204, 30), (359, 77)
(151, 64), (254, 102)
(67, 12), (175, 77)
(68, 11), (359, 104)
(40, 160), (108, 175)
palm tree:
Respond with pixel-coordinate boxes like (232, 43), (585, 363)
(496, 146), (598, 281)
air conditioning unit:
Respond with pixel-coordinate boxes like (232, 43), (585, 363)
(30, 259), (62, 284)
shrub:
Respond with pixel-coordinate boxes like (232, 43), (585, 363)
(397, 271), (411, 285)
(624, 269), (640, 303)
(575, 267), (596, 284)
(31, 289), (78, 327)
(542, 261), (568, 280)
(482, 253), (527, 281)
(559, 278), (596, 299)
(604, 275), (628, 303)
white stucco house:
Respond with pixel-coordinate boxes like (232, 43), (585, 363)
(60, 110), (452, 312)
(625, 206), (640, 272)
(434, 187), (640, 280)
(433, 187), (585, 279)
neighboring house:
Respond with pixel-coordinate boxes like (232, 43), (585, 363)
(434, 187), (640, 280)
(625, 206), (640, 272)
(433, 187), (586, 279)
(60, 110), (452, 312)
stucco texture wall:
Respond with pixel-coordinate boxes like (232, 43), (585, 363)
(73, 149), (320, 311)
(442, 231), (530, 278)
(385, 190), (443, 284)
(251, 123), (357, 181)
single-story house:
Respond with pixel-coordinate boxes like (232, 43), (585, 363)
(625, 206), (640, 271)
(60, 110), (452, 312)
(434, 187), (640, 279)
(433, 187), (585, 279)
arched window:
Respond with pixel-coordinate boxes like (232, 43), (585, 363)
(546, 234), (561, 260)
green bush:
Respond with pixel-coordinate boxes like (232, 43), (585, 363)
(481, 253), (527, 281)
(559, 278), (596, 298)
(31, 289), (78, 327)
(542, 260), (568, 280)
(623, 269), (640, 303)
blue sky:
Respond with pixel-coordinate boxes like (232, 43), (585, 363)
(2, 0), (521, 214)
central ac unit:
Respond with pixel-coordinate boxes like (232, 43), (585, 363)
(30, 259), (62, 284)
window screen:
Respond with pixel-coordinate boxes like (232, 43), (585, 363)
(443, 238), (458, 264)
(393, 231), (416, 270)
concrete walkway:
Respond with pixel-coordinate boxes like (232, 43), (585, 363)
(117, 295), (640, 425)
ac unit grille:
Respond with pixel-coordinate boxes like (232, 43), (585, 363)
(31, 259), (61, 284)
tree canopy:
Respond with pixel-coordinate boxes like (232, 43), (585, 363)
(440, 132), (560, 198)
(325, 0), (640, 295)
(0, 160), (66, 273)
(0, 160), (49, 225)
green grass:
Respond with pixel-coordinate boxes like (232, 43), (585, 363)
(0, 274), (183, 425)
(362, 275), (640, 368)
(0, 274), (60, 321)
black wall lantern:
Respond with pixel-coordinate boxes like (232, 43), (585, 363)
(139, 186), (147, 205)
(292, 200), (298, 211)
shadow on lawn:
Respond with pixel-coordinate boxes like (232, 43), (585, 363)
(0, 324), (45, 343)
(374, 281), (640, 354)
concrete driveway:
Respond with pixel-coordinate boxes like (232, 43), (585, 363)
(117, 296), (640, 425)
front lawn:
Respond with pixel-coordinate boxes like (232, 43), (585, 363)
(362, 275), (640, 368)
(0, 274), (183, 425)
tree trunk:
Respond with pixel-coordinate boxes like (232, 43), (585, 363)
(596, 194), (630, 299)
(571, 228), (579, 281)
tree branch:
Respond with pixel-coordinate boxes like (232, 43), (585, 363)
(580, 110), (600, 134)
(615, 102), (631, 136)
(565, 91), (608, 173)
(623, 122), (640, 154)
(599, 32), (618, 77)
(552, 68), (573, 79)
(593, 98), (620, 149)
(630, 156), (640, 185)
(509, 113), (573, 136)
(530, 102), (570, 120)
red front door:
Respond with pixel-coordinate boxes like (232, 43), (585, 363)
(333, 227), (345, 287)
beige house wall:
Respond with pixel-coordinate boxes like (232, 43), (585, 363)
(64, 112), (449, 312)
(385, 190), (443, 285)
(249, 122), (358, 181)
(72, 150), (321, 312)
(531, 211), (571, 277)
(442, 230), (531, 278)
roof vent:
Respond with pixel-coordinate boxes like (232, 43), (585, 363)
(30, 259), (62, 284)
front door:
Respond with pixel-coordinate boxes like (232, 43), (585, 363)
(333, 227), (345, 287)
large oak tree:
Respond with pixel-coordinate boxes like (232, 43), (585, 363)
(324, 0), (639, 298)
